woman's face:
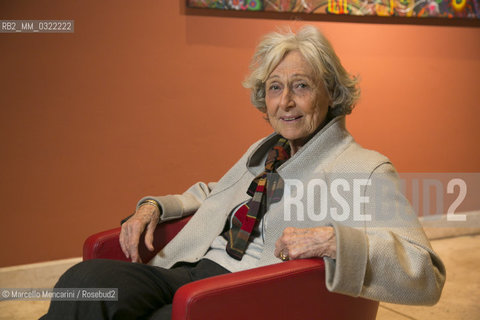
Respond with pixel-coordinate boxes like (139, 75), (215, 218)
(265, 50), (330, 154)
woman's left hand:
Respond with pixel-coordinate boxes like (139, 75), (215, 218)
(274, 226), (337, 261)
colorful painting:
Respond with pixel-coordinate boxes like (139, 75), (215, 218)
(187, 0), (480, 19)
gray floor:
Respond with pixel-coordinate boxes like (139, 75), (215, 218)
(1, 234), (479, 320)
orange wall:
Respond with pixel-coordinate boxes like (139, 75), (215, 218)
(1, 1), (479, 267)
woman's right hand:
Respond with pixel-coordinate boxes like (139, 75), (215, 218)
(119, 203), (160, 263)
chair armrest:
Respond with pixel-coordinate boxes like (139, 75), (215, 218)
(83, 216), (192, 262)
(172, 258), (378, 320)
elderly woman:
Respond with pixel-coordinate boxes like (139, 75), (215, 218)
(42, 26), (445, 319)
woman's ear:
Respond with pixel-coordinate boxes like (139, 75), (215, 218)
(263, 112), (270, 122)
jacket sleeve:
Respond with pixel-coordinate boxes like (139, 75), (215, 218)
(137, 181), (217, 221)
(324, 163), (446, 305)
(135, 136), (269, 223)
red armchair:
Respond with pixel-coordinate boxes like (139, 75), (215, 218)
(83, 216), (379, 320)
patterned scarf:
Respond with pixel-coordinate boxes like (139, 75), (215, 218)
(224, 137), (291, 260)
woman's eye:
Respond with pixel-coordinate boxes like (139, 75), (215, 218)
(269, 84), (281, 91)
(295, 82), (308, 89)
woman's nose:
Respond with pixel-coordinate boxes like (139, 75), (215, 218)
(279, 87), (295, 110)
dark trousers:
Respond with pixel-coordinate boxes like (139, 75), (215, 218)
(40, 258), (230, 320)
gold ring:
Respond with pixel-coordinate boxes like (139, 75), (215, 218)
(280, 250), (289, 261)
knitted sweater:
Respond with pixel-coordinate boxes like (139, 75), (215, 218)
(139, 116), (446, 305)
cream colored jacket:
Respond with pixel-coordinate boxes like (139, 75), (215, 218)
(141, 116), (446, 305)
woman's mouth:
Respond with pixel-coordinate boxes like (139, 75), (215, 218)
(281, 115), (302, 122)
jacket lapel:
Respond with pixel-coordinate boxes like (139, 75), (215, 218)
(246, 116), (353, 181)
